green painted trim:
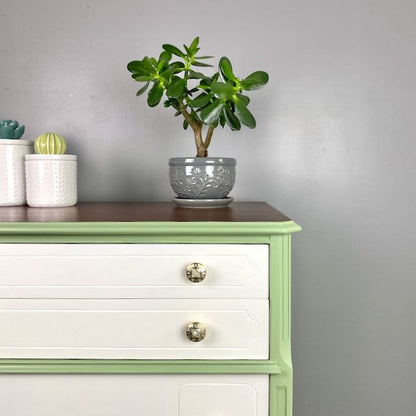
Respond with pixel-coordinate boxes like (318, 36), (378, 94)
(269, 235), (293, 416)
(269, 235), (292, 371)
(0, 235), (270, 244)
(0, 221), (301, 237)
(0, 359), (281, 374)
(270, 374), (292, 416)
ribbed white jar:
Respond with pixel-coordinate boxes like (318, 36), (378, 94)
(25, 154), (77, 207)
(0, 140), (33, 206)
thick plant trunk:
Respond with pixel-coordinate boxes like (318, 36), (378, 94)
(179, 102), (213, 158)
(194, 127), (207, 157)
(196, 148), (208, 157)
(194, 126), (214, 157)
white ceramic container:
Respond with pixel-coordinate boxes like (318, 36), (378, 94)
(25, 154), (77, 207)
(0, 139), (33, 206)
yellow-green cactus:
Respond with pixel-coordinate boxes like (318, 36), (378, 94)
(34, 133), (67, 154)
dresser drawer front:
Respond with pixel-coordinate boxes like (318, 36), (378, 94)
(0, 299), (268, 359)
(0, 244), (268, 299)
(0, 374), (269, 416)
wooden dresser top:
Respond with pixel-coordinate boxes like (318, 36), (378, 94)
(0, 202), (291, 223)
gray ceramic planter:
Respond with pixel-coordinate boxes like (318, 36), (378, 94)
(169, 157), (236, 199)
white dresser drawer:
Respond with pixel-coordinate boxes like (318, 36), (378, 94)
(0, 374), (269, 416)
(0, 244), (268, 299)
(0, 299), (269, 359)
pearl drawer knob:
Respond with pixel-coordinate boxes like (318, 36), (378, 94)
(186, 262), (206, 283)
(186, 322), (207, 342)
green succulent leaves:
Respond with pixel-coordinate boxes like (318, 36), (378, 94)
(166, 77), (186, 98)
(219, 57), (236, 82)
(127, 37), (269, 137)
(0, 120), (25, 139)
(162, 44), (186, 58)
(233, 96), (256, 128)
(224, 106), (241, 131)
(211, 81), (235, 100)
(190, 93), (211, 108)
(200, 100), (224, 125)
(136, 82), (149, 97)
(240, 71), (269, 91)
(147, 82), (164, 107)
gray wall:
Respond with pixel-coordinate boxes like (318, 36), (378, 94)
(1, 0), (415, 414)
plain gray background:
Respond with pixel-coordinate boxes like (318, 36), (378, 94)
(1, 0), (415, 414)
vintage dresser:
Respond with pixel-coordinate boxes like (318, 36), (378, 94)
(0, 202), (300, 416)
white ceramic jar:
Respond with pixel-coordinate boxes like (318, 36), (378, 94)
(0, 139), (33, 206)
(25, 154), (77, 207)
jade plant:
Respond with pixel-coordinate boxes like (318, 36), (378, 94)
(34, 133), (67, 154)
(127, 37), (269, 157)
(0, 120), (25, 139)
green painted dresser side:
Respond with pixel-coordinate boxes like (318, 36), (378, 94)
(0, 202), (301, 416)
(270, 234), (294, 416)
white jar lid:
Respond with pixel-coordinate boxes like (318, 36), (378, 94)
(0, 139), (33, 146)
(25, 154), (77, 161)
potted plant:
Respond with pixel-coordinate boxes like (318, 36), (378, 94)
(25, 133), (77, 207)
(0, 120), (33, 206)
(127, 37), (268, 207)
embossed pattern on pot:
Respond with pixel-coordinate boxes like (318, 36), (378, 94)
(169, 157), (236, 199)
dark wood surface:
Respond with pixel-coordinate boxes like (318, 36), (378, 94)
(0, 202), (291, 223)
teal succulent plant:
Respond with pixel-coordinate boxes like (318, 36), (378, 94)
(0, 120), (25, 139)
(127, 37), (269, 157)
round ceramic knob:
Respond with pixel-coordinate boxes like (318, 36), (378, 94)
(186, 262), (206, 283)
(186, 322), (207, 342)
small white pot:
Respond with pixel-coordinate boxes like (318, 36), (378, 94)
(25, 154), (77, 207)
(0, 139), (33, 206)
